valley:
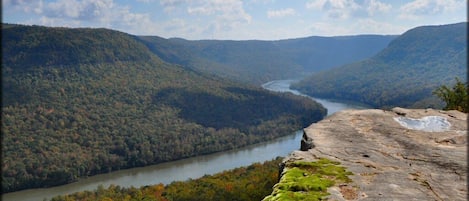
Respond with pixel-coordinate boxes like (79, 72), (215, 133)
(138, 35), (396, 84)
(2, 79), (367, 201)
(1, 21), (466, 201)
(1, 24), (326, 193)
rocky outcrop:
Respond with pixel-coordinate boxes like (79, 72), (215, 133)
(269, 108), (467, 200)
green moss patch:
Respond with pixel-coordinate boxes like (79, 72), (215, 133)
(263, 158), (353, 201)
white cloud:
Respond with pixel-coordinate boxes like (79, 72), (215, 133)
(306, 0), (327, 10)
(4, 0), (44, 13)
(159, 0), (251, 24)
(399, 0), (466, 19)
(366, 0), (392, 16)
(159, 0), (188, 6)
(187, 0), (251, 22)
(309, 18), (405, 36)
(306, 0), (393, 19)
(159, 0), (193, 13)
(164, 18), (187, 31)
(46, 0), (127, 24)
(251, 0), (274, 4)
(4, 0), (465, 40)
(267, 8), (296, 18)
(306, 0), (361, 19)
(3, 0), (35, 6)
(158, 0), (251, 39)
(5, 0), (156, 35)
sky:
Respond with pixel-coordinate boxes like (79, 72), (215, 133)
(3, 0), (467, 40)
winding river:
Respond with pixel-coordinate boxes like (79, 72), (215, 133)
(3, 79), (367, 201)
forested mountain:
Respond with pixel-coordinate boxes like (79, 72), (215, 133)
(292, 22), (467, 109)
(138, 35), (396, 84)
(1, 24), (326, 192)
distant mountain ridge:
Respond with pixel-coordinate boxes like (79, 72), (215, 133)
(138, 34), (396, 84)
(292, 22), (467, 109)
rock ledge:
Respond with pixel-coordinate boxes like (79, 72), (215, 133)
(271, 108), (467, 200)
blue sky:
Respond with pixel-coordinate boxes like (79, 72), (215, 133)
(3, 0), (467, 40)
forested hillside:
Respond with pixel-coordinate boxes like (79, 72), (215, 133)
(138, 35), (396, 84)
(1, 24), (326, 192)
(292, 22), (467, 109)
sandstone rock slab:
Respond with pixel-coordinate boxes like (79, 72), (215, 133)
(288, 108), (467, 200)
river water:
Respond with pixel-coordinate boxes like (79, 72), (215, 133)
(3, 79), (366, 201)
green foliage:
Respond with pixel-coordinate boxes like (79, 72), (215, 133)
(138, 35), (395, 84)
(433, 78), (468, 112)
(50, 184), (168, 201)
(154, 87), (324, 130)
(292, 22), (467, 109)
(49, 158), (283, 201)
(263, 158), (353, 201)
(1, 24), (326, 193)
(2, 25), (153, 69)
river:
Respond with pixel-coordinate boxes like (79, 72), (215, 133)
(3, 79), (366, 201)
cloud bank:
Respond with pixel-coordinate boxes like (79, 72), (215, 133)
(3, 0), (466, 40)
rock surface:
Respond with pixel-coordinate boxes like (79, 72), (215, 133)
(282, 108), (467, 201)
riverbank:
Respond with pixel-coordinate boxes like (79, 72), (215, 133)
(2, 132), (303, 201)
(3, 79), (367, 201)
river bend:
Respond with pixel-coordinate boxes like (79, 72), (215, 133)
(3, 79), (366, 201)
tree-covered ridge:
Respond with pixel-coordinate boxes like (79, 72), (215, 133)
(292, 22), (467, 109)
(1, 24), (326, 192)
(2, 24), (154, 69)
(50, 158), (283, 201)
(138, 34), (396, 84)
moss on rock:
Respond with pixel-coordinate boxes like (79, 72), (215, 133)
(263, 158), (353, 201)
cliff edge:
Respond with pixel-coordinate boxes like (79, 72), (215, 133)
(264, 108), (467, 201)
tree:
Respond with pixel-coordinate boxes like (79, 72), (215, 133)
(433, 78), (468, 113)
